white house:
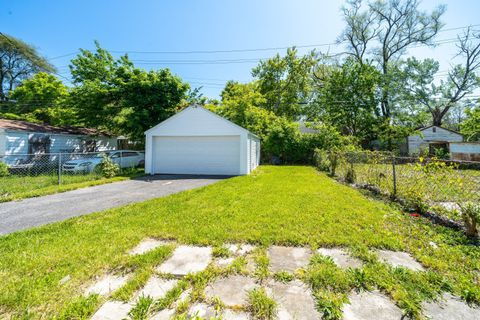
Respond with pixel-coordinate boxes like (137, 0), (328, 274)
(406, 125), (464, 156)
(144, 105), (260, 175)
(0, 119), (117, 165)
(450, 142), (480, 161)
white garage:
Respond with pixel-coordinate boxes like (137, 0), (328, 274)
(144, 105), (260, 175)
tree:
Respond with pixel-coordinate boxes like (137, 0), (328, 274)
(401, 29), (480, 126)
(10, 72), (70, 125)
(461, 106), (480, 141)
(68, 42), (189, 139)
(252, 48), (318, 119)
(340, 0), (445, 118)
(0, 33), (54, 101)
(312, 58), (380, 145)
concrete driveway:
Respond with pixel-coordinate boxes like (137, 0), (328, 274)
(0, 175), (227, 235)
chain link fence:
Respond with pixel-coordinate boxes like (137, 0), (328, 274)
(315, 150), (480, 225)
(0, 151), (145, 202)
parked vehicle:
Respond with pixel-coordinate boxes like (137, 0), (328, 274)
(62, 150), (144, 173)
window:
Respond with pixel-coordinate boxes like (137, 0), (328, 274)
(432, 127), (436, 133)
(122, 152), (138, 157)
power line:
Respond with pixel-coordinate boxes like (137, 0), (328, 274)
(42, 23), (480, 62)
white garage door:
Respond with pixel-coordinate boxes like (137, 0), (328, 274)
(153, 136), (241, 175)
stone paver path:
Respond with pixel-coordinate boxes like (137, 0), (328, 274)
(150, 309), (176, 320)
(188, 303), (218, 318)
(91, 301), (133, 320)
(268, 246), (311, 273)
(317, 248), (363, 269)
(376, 250), (425, 271)
(88, 241), (466, 320)
(205, 275), (258, 306)
(342, 291), (403, 320)
(268, 279), (321, 319)
(85, 274), (129, 296)
(129, 238), (172, 255)
(422, 293), (480, 320)
(134, 277), (177, 301)
(157, 245), (212, 276)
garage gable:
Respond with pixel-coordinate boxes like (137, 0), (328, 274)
(146, 105), (255, 137)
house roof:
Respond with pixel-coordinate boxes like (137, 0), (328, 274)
(417, 125), (463, 136)
(145, 104), (260, 139)
(0, 119), (111, 136)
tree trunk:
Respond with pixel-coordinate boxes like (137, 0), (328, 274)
(432, 108), (443, 126)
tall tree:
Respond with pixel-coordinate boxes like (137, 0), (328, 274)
(0, 33), (54, 101)
(460, 106), (480, 142)
(401, 29), (480, 126)
(252, 48), (318, 119)
(68, 42), (189, 139)
(10, 72), (70, 125)
(340, 0), (445, 118)
(313, 58), (380, 145)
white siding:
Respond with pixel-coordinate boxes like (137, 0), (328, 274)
(248, 135), (260, 172)
(408, 126), (463, 155)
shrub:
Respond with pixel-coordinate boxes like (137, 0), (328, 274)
(459, 202), (480, 238)
(0, 162), (9, 177)
(96, 155), (120, 178)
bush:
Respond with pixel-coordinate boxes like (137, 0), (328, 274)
(95, 155), (120, 178)
(459, 202), (480, 238)
(0, 162), (9, 177)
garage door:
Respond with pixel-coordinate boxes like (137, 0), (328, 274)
(153, 136), (240, 175)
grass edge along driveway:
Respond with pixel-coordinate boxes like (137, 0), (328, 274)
(0, 166), (478, 319)
(0, 169), (144, 203)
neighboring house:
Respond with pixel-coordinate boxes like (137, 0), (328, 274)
(145, 104), (260, 175)
(0, 119), (117, 165)
(449, 142), (480, 161)
(405, 125), (464, 156)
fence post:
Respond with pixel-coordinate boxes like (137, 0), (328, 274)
(119, 151), (123, 173)
(58, 153), (62, 185)
(391, 155), (397, 198)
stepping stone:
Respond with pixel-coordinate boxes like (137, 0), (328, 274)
(150, 308), (176, 320)
(188, 303), (218, 318)
(157, 245), (212, 276)
(216, 257), (235, 267)
(268, 246), (312, 273)
(223, 309), (250, 319)
(205, 275), (258, 307)
(268, 279), (321, 319)
(227, 243), (256, 256)
(85, 274), (129, 296)
(91, 301), (133, 320)
(134, 276), (177, 301)
(317, 248), (363, 269)
(342, 291), (403, 320)
(376, 250), (425, 271)
(238, 244), (256, 255)
(422, 293), (480, 320)
(129, 238), (173, 255)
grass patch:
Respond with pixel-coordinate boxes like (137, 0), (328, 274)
(246, 288), (277, 320)
(0, 168), (144, 202)
(0, 166), (479, 319)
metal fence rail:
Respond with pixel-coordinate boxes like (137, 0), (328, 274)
(316, 150), (480, 221)
(0, 151), (145, 201)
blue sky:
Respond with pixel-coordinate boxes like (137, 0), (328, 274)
(1, 0), (479, 99)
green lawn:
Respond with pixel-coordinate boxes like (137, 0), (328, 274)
(0, 169), (144, 202)
(0, 166), (479, 319)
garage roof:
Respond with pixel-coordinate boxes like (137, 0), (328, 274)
(145, 104), (260, 139)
